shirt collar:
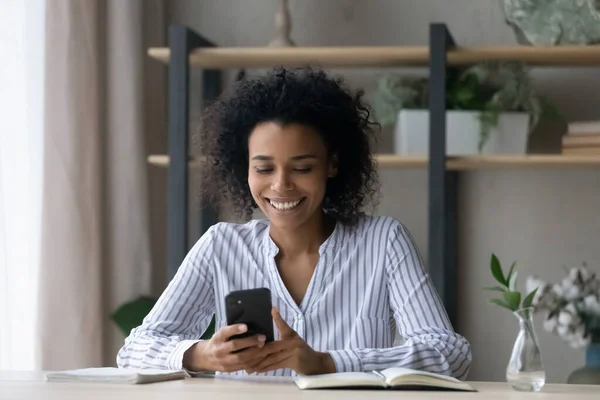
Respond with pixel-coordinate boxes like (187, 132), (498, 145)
(261, 218), (342, 257)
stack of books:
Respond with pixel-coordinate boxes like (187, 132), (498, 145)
(562, 121), (600, 155)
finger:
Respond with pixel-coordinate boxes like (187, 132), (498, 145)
(248, 349), (293, 374)
(221, 347), (263, 367)
(214, 323), (248, 343)
(225, 339), (292, 371)
(260, 339), (292, 354)
(224, 334), (266, 353)
(272, 307), (296, 338)
(218, 339), (285, 369)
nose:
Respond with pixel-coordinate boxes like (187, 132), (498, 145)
(271, 170), (294, 192)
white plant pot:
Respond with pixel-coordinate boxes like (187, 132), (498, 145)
(394, 109), (530, 156)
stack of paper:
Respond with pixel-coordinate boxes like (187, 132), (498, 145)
(45, 367), (187, 384)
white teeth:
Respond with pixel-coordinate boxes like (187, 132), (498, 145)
(269, 199), (302, 211)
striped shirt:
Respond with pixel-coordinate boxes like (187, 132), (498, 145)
(116, 215), (472, 379)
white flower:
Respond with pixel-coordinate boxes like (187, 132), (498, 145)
(557, 323), (570, 337)
(569, 265), (594, 285)
(557, 310), (573, 327)
(543, 314), (558, 333)
(525, 276), (549, 305)
(564, 303), (581, 319)
(569, 266), (584, 284)
(567, 265), (600, 295)
(567, 325), (591, 349)
(583, 294), (600, 315)
(553, 278), (580, 301)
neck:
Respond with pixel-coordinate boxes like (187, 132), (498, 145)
(269, 211), (335, 258)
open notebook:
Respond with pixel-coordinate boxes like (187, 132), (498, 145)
(294, 367), (476, 391)
(45, 368), (187, 384)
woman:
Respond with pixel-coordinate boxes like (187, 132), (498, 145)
(117, 67), (472, 378)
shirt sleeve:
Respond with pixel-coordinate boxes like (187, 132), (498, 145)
(327, 221), (472, 380)
(116, 227), (216, 371)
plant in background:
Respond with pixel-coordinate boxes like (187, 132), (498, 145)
(369, 75), (429, 127)
(369, 61), (560, 152)
(484, 253), (538, 311)
(525, 263), (600, 349)
(112, 296), (216, 340)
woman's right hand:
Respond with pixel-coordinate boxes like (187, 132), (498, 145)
(183, 324), (268, 373)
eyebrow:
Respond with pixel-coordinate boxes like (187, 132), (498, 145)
(251, 154), (317, 161)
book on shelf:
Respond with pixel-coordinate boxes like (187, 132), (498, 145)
(293, 367), (476, 391)
(562, 134), (600, 147)
(567, 120), (600, 135)
(562, 146), (600, 155)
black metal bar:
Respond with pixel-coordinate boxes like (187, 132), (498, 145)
(428, 23), (459, 327)
(200, 68), (221, 234)
(167, 25), (190, 283)
(167, 25), (220, 282)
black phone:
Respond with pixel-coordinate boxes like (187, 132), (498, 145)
(225, 288), (275, 343)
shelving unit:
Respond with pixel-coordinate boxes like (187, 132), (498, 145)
(148, 154), (600, 170)
(150, 23), (600, 328)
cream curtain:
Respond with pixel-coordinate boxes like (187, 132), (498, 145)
(37, 0), (165, 369)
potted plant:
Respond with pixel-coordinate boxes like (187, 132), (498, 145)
(525, 264), (600, 384)
(369, 61), (559, 156)
(111, 296), (216, 339)
(484, 253), (546, 392)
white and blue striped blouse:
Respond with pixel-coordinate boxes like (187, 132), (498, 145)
(116, 215), (472, 379)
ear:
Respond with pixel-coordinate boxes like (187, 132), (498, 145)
(328, 153), (339, 178)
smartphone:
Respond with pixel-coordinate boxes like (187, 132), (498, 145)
(225, 288), (275, 343)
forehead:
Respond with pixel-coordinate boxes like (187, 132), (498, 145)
(248, 122), (327, 157)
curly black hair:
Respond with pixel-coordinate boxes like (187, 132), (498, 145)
(199, 66), (380, 226)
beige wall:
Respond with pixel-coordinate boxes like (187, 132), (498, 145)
(166, 0), (600, 383)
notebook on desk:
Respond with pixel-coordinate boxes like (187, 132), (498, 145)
(294, 367), (476, 391)
(45, 367), (187, 384)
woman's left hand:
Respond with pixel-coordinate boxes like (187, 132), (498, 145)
(246, 308), (337, 375)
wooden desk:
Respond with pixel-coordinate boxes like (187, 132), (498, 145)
(1, 371), (598, 399)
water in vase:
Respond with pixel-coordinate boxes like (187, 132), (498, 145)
(506, 307), (546, 392)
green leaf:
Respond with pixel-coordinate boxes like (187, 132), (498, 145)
(111, 296), (157, 337)
(506, 261), (516, 282)
(503, 291), (521, 311)
(522, 288), (538, 309)
(489, 298), (513, 311)
(508, 270), (518, 292)
(483, 286), (507, 292)
(490, 254), (506, 286)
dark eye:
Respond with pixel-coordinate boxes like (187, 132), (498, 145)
(294, 167), (312, 173)
(255, 168), (273, 174)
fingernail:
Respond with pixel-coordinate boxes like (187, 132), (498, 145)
(239, 325), (247, 332)
(258, 335), (266, 342)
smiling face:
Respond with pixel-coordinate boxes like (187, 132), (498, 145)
(247, 122), (337, 231)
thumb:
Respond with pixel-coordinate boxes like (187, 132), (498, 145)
(272, 307), (296, 339)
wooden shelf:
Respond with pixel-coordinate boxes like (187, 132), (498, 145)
(148, 46), (430, 68)
(148, 154), (600, 170)
(148, 45), (600, 68)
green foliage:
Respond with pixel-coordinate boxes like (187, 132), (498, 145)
(111, 296), (216, 340)
(484, 253), (538, 312)
(369, 76), (428, 126)
(369, 61), (561, 152)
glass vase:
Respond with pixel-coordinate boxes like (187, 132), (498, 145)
(506, 307), (546, 391)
